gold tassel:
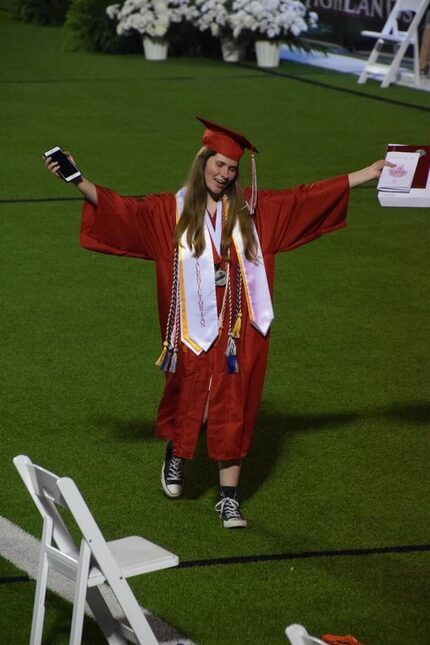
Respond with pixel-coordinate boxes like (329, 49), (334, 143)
(232, 312), (242, 339)
(155, 341), (169, 367)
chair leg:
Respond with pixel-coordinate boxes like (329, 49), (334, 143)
(70, 542), (128, 644)
(30, 526), (51, 645)
(30, 551), (49, 645)
(358, 39), (384, 84)
(413, 39), (420, 85)
(70, 540), (91, 645)
(381, 37), (411, 87)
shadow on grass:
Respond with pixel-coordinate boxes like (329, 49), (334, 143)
(94, 415), (157, 442)
(93, 400), (429, 501)
(383, 401), (430, 426)
(241, 408), (360, 502)
(245, 400), (430, 501)
(92, 409), (358, 501)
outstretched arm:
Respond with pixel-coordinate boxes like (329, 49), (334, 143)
(44, 151), (176, 261)
(348, 159), (394, 188)
(44, 151), (98, 206)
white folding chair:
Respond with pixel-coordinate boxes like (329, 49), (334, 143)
(285, 623), (327, 645)
(358, 0), (430, 87)
(14, 454), (179, 645)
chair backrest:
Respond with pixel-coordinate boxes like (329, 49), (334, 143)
(14, 454), (129, 587)
(286, 623), (327, 645)
(383, 0), (429, 35)
(395, 0), (428, 11)
(14, 454), (79, 557)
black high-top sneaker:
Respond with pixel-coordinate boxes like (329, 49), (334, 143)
(161, 440), (184, 498)
(215, 492), (247, 528)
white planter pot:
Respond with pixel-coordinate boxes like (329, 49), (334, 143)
(142, 37), (168, 61)
(255, 40), (280, 68)
(220, 37), (243, 63)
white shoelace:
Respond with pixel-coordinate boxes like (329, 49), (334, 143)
(167, 455), (183, 482)
(215, 496), (242, 520)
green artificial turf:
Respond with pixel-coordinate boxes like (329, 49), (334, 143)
(1, 8), (429, 645)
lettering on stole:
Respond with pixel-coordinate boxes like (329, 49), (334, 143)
(195, 259), (206, 328)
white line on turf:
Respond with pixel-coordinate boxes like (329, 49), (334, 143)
(0, 515), (195, 645)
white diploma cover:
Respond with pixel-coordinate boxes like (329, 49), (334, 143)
(378, 144), (430, 208)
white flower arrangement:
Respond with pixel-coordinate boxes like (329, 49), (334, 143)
(106, 0), (193, 39)
(191, 0), (231, 38)
(229, 0), (318, 41)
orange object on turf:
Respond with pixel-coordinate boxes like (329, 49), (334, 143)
(321, 635), (367, 645)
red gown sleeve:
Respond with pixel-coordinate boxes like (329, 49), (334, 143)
(253, 175), (350, 254)
(80, 186), (176, 260)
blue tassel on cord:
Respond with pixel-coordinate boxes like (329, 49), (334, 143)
(227, 354), (238, 373)
(168, 349), (178, 373)
(226, 335), (239, 374)
(160, 348), (172, 372)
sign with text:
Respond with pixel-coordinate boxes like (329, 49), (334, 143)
(305, 0), (417, 49)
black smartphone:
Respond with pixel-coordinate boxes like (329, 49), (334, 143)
(43, 146), (81, 182)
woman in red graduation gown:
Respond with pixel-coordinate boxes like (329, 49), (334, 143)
(45, 117), (388, 528)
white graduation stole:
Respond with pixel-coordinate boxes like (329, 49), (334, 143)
(176, 189), (273, 355)
(231, 219), (274, 336)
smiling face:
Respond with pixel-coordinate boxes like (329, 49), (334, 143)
(204, 153), (238, 198)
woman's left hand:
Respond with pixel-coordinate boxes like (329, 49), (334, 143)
(348, 159), (395, 188)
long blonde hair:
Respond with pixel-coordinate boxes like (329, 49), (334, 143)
(174, 147), (258, 261)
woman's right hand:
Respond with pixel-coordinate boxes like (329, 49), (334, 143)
(44, 150), (77, 179)
(43, 150), (98, 206)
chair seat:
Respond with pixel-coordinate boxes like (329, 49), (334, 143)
(109, 536), (179, 577)
(361, 30), (412, 43)
(87, 536), (179, 586)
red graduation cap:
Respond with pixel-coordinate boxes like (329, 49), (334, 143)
(196, 116), (259, 213)
(196, 116), (258, 162)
